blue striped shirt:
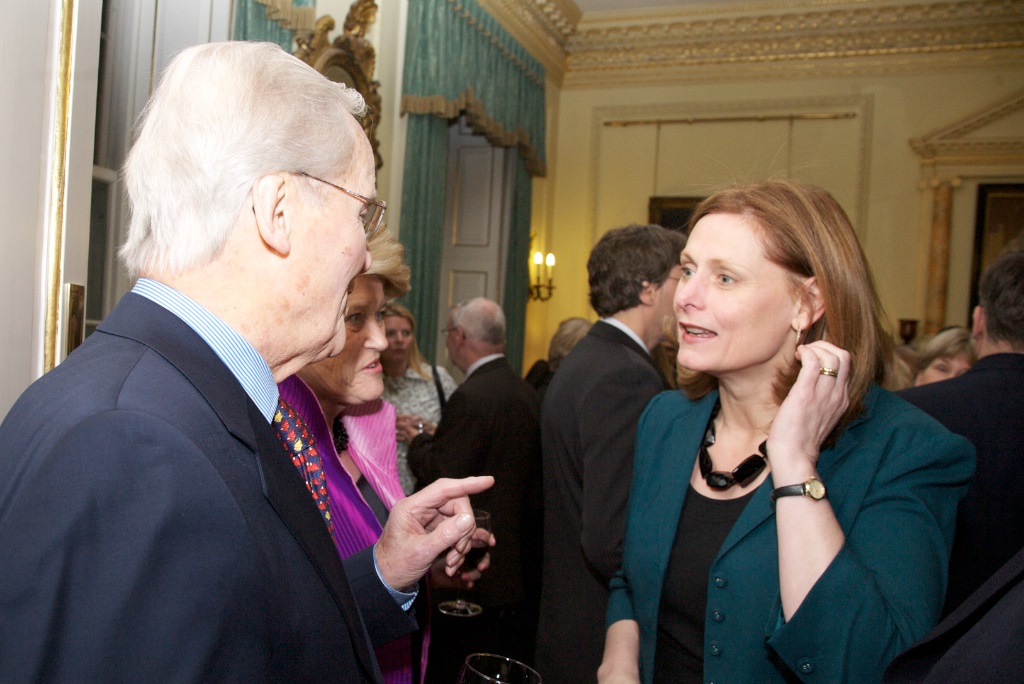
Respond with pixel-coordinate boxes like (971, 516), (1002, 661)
(132, 278), (279, 422)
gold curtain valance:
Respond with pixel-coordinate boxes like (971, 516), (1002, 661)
(402, 89), (545, 177)
(255, 0), (316, 33)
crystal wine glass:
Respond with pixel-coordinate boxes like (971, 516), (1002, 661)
(438, 509), (491, 617)
(457, 653), (542, 684)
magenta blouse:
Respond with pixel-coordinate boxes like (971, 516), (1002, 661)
(278, 375), (422, 684)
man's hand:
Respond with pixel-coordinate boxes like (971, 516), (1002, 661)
(429, 525), (496, 590)
(375, 476), (494, 590)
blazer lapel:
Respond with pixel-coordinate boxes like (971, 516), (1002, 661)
(101, 294), (381, 682)
(715, 390), (876, 561)
(249, 402), (381, 681)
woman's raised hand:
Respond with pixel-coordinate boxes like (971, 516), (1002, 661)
(767, 340), (851, 474)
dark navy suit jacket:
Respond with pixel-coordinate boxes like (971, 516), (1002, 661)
(535, 321), (668, 683)
(0, 294), (412, 682)
(898, 353), (1024, 615)
(884, 543), (1024, 684)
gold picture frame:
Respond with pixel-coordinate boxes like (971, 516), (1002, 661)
(295, 1), (384, 171)
(970, 183), (1024, 315)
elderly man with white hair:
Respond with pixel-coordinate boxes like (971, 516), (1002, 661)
(0, 41), (490, 683)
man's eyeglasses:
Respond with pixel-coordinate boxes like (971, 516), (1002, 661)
(298, 172), (386, 238)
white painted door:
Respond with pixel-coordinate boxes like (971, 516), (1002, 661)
(435, 118), (514, 379)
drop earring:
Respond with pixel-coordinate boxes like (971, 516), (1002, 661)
(795, 328), (803, 346)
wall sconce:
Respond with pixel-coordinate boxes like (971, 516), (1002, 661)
(529, 251), (555, 301)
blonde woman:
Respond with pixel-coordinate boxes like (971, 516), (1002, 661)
(380, 302), (458, 494)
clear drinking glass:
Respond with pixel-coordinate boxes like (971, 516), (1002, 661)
(457, 653), (542, 684)
(437, 509), (491, 617)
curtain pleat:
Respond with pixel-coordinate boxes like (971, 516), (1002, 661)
(398, 115), (451, 363)
(400, 0), (546, 371)
(501, 158), (533, 374)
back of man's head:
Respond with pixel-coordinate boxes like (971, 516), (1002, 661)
(121, 41), (367, 279)
(979, 251), (1024, 351)
(587, 224), (686, 318)
(453, 298), (506, 351)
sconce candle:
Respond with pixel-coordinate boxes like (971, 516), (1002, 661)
(529, 251), (556, 301)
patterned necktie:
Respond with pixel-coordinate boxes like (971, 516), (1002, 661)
(273, 397), (334, 537)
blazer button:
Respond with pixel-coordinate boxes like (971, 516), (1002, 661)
(713, 576), (728, 588)
(710, 610), (724, 622)
(797, 657), (814, 673)
(709, 642), (722, 656)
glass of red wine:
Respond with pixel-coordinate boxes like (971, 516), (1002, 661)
(438, 509), (491, 617)
(457, 653), (542, 684)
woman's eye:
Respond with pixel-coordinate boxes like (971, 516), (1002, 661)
(718, 274), (735, 284)
(681, 266), (695, 278)
(346, 313), (364, 325)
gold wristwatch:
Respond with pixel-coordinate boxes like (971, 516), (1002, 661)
(771, 477), (827, 502)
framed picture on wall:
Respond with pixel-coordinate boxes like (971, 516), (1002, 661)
(649, 196), (703, 234)
(971, 184), (1024, 311)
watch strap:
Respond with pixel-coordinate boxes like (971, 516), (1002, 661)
(771, 478), (826, 502)
(770, 483), (807, 501)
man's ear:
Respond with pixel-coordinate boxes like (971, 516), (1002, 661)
(252, 174), (290, 256)
(972, 305), (986, 342)
(638, 281), (657, 306)
(793, 277), (825, 333)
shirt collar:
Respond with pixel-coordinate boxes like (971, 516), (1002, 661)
(601, 317), (650, 355)
(466, 353), (504, 378)
(132, 278), (280, 422)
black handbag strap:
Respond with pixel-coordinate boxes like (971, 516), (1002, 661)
(431, 365), (447, 410)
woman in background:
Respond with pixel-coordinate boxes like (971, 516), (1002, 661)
(599, 181), (974, 684)
(380, 302), (458, 494)
(525, 316), (593, 399)
(913, 326), (976, 386)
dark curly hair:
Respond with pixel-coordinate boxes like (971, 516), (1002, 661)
(979, 250), (1024, 349)
(587, 224), (686, 317)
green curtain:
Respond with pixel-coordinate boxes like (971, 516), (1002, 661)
(233, 0), (315, 49)
(501, 157), (533, 373)
(399, 115), (451, 362)
(401, 0), (547, 372)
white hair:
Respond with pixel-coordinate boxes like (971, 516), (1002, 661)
(452, 298), (506, 348)
(120, 41), (367, 277)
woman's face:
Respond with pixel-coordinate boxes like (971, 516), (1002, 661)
(382, 315), (413, 368)
(674, 212), (806, 387)
(914, 353), (973, 386)
(298, 276), (387, 412)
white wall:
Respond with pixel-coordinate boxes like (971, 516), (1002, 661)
(0, 0), (234, 419)
(1, 0), (102, 417)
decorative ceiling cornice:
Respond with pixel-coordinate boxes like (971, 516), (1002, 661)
(479, 0), (581, 84)
(481, 0), (1024, 89)
(565, 0), (1024, 86)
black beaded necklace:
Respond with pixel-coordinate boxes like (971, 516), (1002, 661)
(332, 416), (350, 454)
(698, 400), (768, 490)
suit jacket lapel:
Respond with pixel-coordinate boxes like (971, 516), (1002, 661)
(100, 294), (381, 681)
(248, 402), (380, 681)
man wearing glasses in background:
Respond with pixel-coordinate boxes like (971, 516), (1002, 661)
(0, 41), (490, 682)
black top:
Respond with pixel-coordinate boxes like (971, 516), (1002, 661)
(357, 476), (390, 528)
(654, 485), (755, 684)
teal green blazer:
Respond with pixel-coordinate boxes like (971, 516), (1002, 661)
(606, 385), (974, 683)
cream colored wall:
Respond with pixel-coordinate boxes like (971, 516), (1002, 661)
(522, 66), (1024, 370)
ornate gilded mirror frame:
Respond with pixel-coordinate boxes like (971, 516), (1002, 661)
(295, 0), (384, 171)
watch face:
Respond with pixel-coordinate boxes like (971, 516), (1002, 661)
(805, 479), (827, 500)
